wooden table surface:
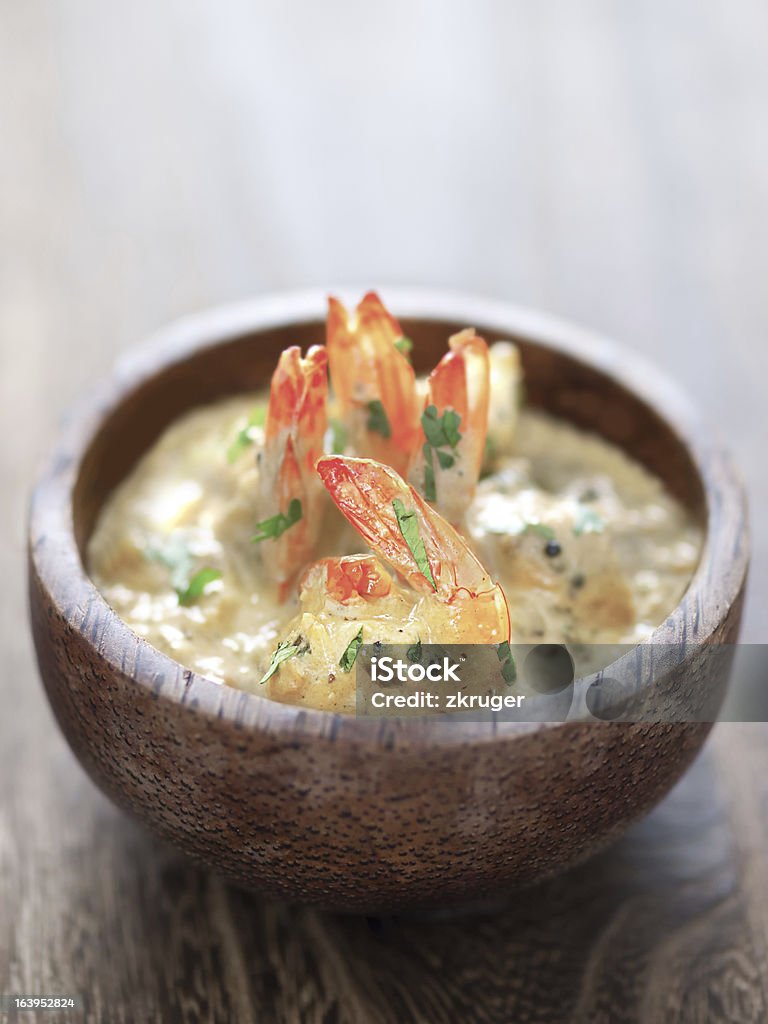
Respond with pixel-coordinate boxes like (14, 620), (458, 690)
(3, 2), (767, 1021)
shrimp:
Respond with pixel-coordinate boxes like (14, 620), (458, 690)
(317, 455), (508, 641)
(409, 328), (491, 524)
(261, 550), (416, 710)
(260, 456), (510, 709)
(256, 344), (328, 598)
(326, 291), (421, 476)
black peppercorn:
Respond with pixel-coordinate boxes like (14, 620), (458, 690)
(545, 539), (561, 558)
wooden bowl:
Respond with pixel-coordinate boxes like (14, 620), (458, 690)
(28, 290), (748, 912)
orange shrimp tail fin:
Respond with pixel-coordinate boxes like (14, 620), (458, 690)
(266, 345), (328, 460)
(262, 435), (312, 586)
(412, 329), (490, 522)
(357, 290), (404, 340)
(325, 298), (357, 418)
(266, 347), (302, 440)
(430, 330), (490, 474)
(326, 292), (420, 475)
(295, 345), (328, 477)
(260, 345), (329, 598)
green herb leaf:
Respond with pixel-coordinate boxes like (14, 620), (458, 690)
(392, 498), (437, 591)
(176, 567), (222, 606)
(339, 627), (364, 672)
(366, 399), (392, 439)
(227, 431), (252, 464)
(328, 417), (348, 455)
(252, 498), (303, 543)
(145, 536), (196, 593)
(497, 641), (517, 685)
(394, 335), (413, 360)
(441, 409), (461, 448)
(422, 443), (436, 502)
(523, 522), (556, 541)
(407, 638), (423, 663)
(421, 405), (462, 451)
(259, 636), (308, 684)
(573, 506), (605, 536)
(227, 405), (267, 463)
(421, 405), (446, 448)
(146, 538), (221, 606)
(501, 659), (517, 685)
(418, 406), (463, 501)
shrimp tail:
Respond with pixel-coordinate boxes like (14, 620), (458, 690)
(410, 328), (490, 523)
(326, 292), (421, 475)
(259, 345), (328, 596)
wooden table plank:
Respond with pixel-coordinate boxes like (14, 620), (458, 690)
(2, 1), (767, 1021)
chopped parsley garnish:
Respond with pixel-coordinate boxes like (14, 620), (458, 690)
(260, 636), (309, 684)
(146, 537), (193, 592)
(420, 405), (461, 500)
(421, 404), (461, 450)
(252, 498), (302, 543)
(392, 498), (437, 590)
(339, 627), (364, 672)
(227, 404), (267, 463)
(394, 335), (413, 360)
(176, 567), (222, 606)
(366, 399), (392, 439)
(497, 641), (517, 685)
(407, 638), (423, 663)
(573, 506), (605, 536)
(328, 417), (348, 454)
(523, 522), (556, 541)
(146, 538), (221, 606)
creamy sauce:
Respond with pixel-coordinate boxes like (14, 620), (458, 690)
(88, 394), (702, 710)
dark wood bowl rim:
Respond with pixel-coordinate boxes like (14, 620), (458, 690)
(29, 288), (749, 747)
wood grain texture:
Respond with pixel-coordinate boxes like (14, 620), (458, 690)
(3, 0), (767, 1021)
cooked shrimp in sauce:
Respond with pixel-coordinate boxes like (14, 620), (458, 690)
(88, 292), (702, 712)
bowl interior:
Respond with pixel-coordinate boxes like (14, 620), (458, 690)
(73, 314), (706, 558)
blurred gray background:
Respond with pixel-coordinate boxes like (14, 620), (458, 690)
(4, 2), (766, 649)
(2, 3), (767, 1020)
